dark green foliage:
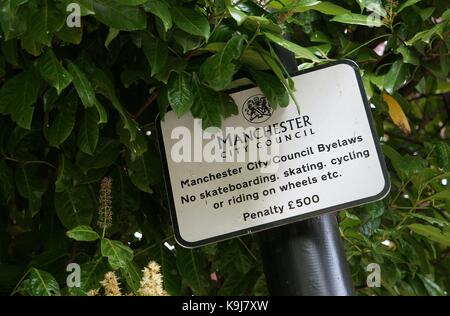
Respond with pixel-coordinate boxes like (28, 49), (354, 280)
(0, 0), (448, 296)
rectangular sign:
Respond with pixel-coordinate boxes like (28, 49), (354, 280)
(157, 60), (390, 248)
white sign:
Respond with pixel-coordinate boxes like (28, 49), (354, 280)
(157, 61), (390, 248)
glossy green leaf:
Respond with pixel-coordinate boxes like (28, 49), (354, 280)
(0, 69), (40, 129)
(241, 49), (270, 70)
(77, 108), (100, 155)
(191, 81), (222, 128)
(93, 0), (147, 31)
(147, 244), (182, 295)
(74, 0), (95, 15)
(15, 165), (46, 215)
(405, 23), (446, 46)
(172, 6), (210, 39)
(55, 155), (76, 192)
(168, 72), (194, 117)
(249, 70), (289, 109)
(91, 67), (138, 142)
(25, 4), (65, 46)
(110, 166), (140, 216)
(396, 45), (420, 65)
(94, 99), (108, 124)
(117, 122), (147, 157)
(1, 39), (20, 67)
(331, 13), (382, 27)
(153, 57), (187, 84)
(216, 240), (253, 274)
(173, 30), (202, 53)
(200, 34), (246, 91)
(66, 61), (96, 108)
(28, 268), (60, 296)
(218, 269), (260, 296)
(0, 0), (28, 40)
(76, 138), (121, 170)
(127, 151), (161, 193)
(357, 0), (385, 16)
(409, 224), (450, 247)
(435, 143), (450, 170)
(397, 0), (422, 13)
(120, 260), (141, 292)
(418, 7), (436, 21)
(157, 86), (170, 120)
(442, 8), (450, 20)
(143, 0), (172, 31)
(105, 28), (119, 48)
(410, 213), (448, 227)
(176, 246), (209, 295)
(411, 168), (438, 191)
(56, 24), (83, 45)
(421, 190), (450, 202)
(101, 238), (134, 270)
(80, 257), (110, 291)
(264, 32), (320, 62)
(383, 60), (409, 94)
(292, 1), (350, 15)
(67, 225), (100, 241)
(142, 37), (168, 77)
(383, 145), (424, 180)
(116, 0), (147, 4)
(20, 38), (43, 57)
(67, 287), (88, 296)
(217, 92), (238, 119)
(244, 16), (282, 34)
(38, 50), (73, 95)
(227, 5), (247, 25)
(47, 93), (78, 147)
(54, 184), (95, 229)
(417, 274), (446, 296)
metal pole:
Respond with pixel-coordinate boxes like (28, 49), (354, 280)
(257, 43), (354, 296)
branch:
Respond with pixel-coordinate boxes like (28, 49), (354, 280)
(133, 91), (159, 119)
(384, 131), (423, 145)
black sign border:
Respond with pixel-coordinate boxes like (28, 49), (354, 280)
(156, 59), (391, 248)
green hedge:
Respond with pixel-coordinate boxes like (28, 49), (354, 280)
(0, 0), (449, 296)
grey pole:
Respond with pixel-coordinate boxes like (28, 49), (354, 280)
(257, 43), (354, 296)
